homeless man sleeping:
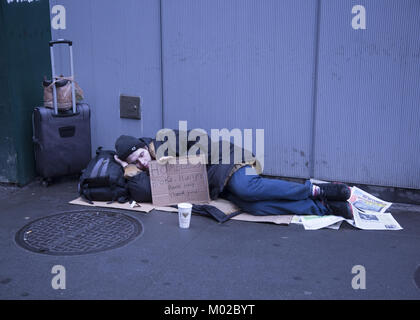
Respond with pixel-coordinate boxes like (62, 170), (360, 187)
(113, 130), (353, 223)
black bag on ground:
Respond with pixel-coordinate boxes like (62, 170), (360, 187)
(127, 171), (153, 203)
(78, 148), (129, 203)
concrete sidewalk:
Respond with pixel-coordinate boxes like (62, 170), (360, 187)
(0, 177), (419, 300)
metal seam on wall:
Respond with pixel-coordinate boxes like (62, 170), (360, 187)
(159, 0), (165, 130)
(309, 0), (322, 179)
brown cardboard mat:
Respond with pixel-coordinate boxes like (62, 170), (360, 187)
(69, 197), (292, 225)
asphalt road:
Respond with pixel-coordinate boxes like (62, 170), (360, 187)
(1, 178), (419, 300)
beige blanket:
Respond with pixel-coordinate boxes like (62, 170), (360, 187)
(69, 197), (293, 225)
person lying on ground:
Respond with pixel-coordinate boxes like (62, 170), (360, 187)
(113, 132), (353, 220)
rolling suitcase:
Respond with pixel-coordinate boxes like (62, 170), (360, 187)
(33, 39), (91, 186)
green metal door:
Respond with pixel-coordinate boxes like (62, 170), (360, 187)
(0, 0), (51, 185)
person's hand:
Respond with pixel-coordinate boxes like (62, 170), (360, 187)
(114, 155), (128, 168)
(157, 156), (176, 165)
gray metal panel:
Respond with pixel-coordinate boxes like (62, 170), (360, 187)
(161, 0), (318, 177)
(50, 0), (163, 152)
(314, 0), (420, 189)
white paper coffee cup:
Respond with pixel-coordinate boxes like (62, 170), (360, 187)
(178, 202), (192, 229)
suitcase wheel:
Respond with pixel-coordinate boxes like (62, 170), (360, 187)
(41, 178), (52, 187)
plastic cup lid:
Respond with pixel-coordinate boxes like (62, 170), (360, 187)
(178, 202), (192, 209)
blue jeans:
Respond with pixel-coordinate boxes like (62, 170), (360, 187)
(224, 166), (330, 216)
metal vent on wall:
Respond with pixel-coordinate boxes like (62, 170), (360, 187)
(120, 95), (141, 120)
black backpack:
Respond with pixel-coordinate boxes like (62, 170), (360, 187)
(78, 148), (129, 203)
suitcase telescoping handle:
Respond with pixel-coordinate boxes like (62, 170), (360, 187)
(49, 39), (76, 115)
(49, 39), (73, 46)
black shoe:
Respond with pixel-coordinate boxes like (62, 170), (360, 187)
(318, 183), (351, 201)
(325, 201), (353, 219)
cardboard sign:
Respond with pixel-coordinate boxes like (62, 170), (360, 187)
(149, 156), (210, 206)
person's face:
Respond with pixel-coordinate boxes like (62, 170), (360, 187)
(126, 147), (152, 170)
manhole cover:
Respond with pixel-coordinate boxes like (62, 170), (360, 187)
(15, 210), (143, 255)
(415, 265), (420, 289)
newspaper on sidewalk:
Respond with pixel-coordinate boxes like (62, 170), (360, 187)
(291, 214), (350, 230)
(292, 183), (402, 230)
(349, 186), (392, 213)
(351, 207), (402, 230)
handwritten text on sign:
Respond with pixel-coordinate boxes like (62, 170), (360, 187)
(149, 156), (210, 206)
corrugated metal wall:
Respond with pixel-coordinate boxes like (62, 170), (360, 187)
(161, 0), (317, 178)
(49, 0), (163, 151)
(50, 0), (420, 189)
(314, 0), (420, 189)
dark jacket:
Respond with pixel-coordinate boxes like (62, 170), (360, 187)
(126, 130), (258, 222)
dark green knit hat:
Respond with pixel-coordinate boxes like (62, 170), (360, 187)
(115, 135), (147, 160)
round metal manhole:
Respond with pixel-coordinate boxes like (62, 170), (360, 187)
(15, 210), (143, 256)
(414, 265), (420, 290)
